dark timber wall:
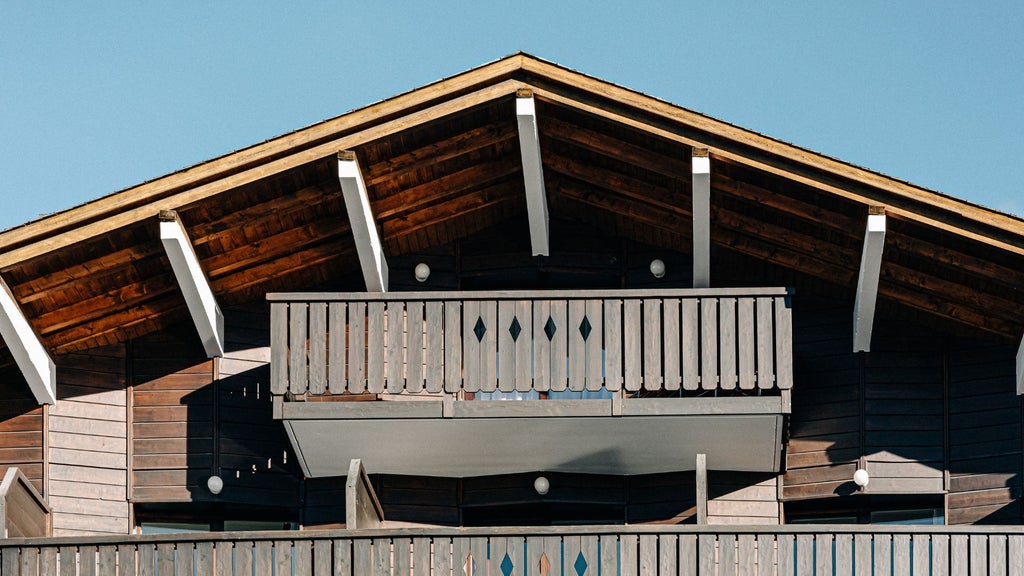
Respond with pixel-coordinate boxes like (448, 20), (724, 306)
(0, 369), (43, 495)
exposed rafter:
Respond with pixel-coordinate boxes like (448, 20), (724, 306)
(0, 275), (55, 404)
(692, 148), (711, 288)
(853, 208), (888, 352)
(159, 210), (225, 358)
(515, 89), (550, 256)
(338, 151), (389, 292)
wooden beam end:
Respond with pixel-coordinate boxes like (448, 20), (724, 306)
(868, 205), (887, 216)
(516, 88), (534, 99)
(157, 209), (179, 222)
(337, 150), (357, 162)
(692, 147), (709, 158)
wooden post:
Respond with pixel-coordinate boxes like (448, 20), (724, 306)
(696, 453), (708, 525)
(345, 459), (384, 529)
(853, 207), (886, 352)
(692, 148), (711, 288)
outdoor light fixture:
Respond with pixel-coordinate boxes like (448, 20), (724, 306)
(534, 476), (550, 496)
(853, 469), (870, 489)
(414, 262), (431, 282)
(649, 259), (666, 278)
(207, 475), (224, 495)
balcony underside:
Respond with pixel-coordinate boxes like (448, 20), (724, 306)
(279, 397), (784, 477)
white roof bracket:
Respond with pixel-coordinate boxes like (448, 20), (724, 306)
(338, 151), (389, 292)
(516, 89), (550, 257)
(853, 207), (887, 352)
(0, 275), (56, 404)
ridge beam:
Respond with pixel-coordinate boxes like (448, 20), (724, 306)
(853, 207), (887, 353)
(692, 148), (711, 288)
(338, 151), (389, 292)
(0, 275), (56, 405)
(159, 210), (225, 358)
(1016, 334), (1023, 395)
(516, 89), (550, 256)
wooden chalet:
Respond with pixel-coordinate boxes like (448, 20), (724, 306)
(0, 52), (1023, 574)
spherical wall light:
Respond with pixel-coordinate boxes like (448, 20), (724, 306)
(853, 469), (870, 489)
(207, 475), (224, 495)
(534, 476), (550, 496)
(414, 262), (431, 283)
(649, 259), (666, 279)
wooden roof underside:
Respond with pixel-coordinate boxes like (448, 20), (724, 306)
(0, 53), (1022, 360)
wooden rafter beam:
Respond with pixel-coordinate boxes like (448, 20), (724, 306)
(338, 151), (388, 292)
(692, 148), (711, 288)
(853, 208), (887, 352)
(515, 89), (550, 256)
(159, 210), (225, 358)
(0, 275), (55, 405)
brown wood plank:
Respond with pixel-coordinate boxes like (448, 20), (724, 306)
(288, 303), (309, 395)
(270, 303), (289, 395)
(718, 297), (737, 390)
(308, 302), (328, 395)
(643, 299), (662, 392)
(328, 302), (347, 394)
(700, 298), (718, 391)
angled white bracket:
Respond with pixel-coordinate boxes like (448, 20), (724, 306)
(853, 207), (887, 352)
(515, 89), (550, 256)
(338, 151), (389, 292)
(692, 148), (711, 288)
(159, 210), (225, 358)
(0, 275), (55, 404)
(1016, 334), (1023, 395)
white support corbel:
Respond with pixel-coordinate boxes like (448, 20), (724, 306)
(159, 210), (225, 358)
(853, 207), (887, 353)
(692, 148), (711, 288)
(338, 151), (389, 292)
(0, 275), (55, 404)
(515, 89), (550, 257)
(1016, 334), (1024, 395)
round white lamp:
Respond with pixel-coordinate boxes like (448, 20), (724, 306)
(534, 476), (550, 496)
(414, 262), (431, 282)
(853, 469), (869, 489)
(207, 475), (224, 495)
(649, 259), (666, 279)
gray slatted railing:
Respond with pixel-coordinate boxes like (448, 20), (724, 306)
(2, 525), (1023, 575)
(268, 289), (793, 397)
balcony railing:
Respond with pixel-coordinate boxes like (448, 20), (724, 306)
(268, 288), (793, 398)
(2, 525), (1021, 575)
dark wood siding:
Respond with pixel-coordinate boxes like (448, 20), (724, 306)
(0, 368), (44, 494)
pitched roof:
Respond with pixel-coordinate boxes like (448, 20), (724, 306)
(0, 52), (1021, 357)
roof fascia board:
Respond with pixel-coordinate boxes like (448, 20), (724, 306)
(338, 152), (388, 292)
(853, 210), (887, 353)
(159, 211), (225, 358)
(692, 148), (711, 288)
(515, 90), (550, 256)
(0, 275), (56, 405)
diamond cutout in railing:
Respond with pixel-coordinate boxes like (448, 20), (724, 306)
(579, 316), (592, 341)
(463, 553), (474, 576)
(509, 316), (522, 342)
(500, 552), (515, 576)
(539, 552), (551, 576)
(543, 316), (557, 341)
(474, 317), (487, 342)
(573, 552), (588, 576)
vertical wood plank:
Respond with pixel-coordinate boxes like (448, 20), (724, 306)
(274, 541), (293, 576)
(254, 541), (273, 576)
(835, 533), (853, 576)
(294, 541), (312, 576)
(568, 299), (587, 392)
(348, 301), (367, 393)
(481, 300), (498, 393)
(621, 534), (638, 576)
(989, 534), (1007, 576)
(585, 299), (603, 391)
(736, 534), (755, 576)
(444, 301), (462, 393)
(679, 533), (698, 576)
(756, 535), (775, 576)
(662, 298), (681, 391)
(393, 537), (411, 576)
(462, 300), (480, 393)
(600, 535), (620, 576)
(516, 300), (534, 393)
(328, 302), (347, 394)
(874, 533), (891, 576)
(681, 299), (699, 391)
(719, 535), (736, 576)
(950, 534), (968, 575)
(776, 534), (794, 576)
(638, 534), (657, 576)
(658, 534), (678, 576)
(367, 301), (386, 394)
(40, 547), (59, 576)
(533, 300), (551, 392)
(406, 302), (424, 394)
(969, 535), (987, 576)
(424, 302), (443, 393)
(412, 537), (430, 576)
(432, 537), (451, 576)
(756, 297), (775, 390)
(700, 298), (719, 391)
(309, 302), (328, 395)
(565, 535), (583, 576)
(549, 300), (568, 392)
(698, 535), (715, 576)
(138, 544), (155, 576)
(603, 299), (622, 392)
(498, 300), (517, 392)
(215, 542), (233, 576)
(334, 539), (352, 576)
(643, 298), (663, 391)
(289, 302), (309, 395)
(469, 537), (488, 576)
(1008, 535), (1024, 576)
(893, 534), (911, 576)
(3, 548), (21, 576)
(386, 302), (406, 394)
(452, 536), (472, 576)
(353, 540), (372, 576)
(816, 534), (833, 576)
(774, 295), (794, 389)
(795, 535), (813, 576)
(235, 541), (254, 576)
(312, 540), (332, 576)
(270, 302), (290, 394)
(157, 543), (175, 576)
(623, 299), (642, 392)
(718, 297), (737, 390)
(20, 547), (40, 576)
(194, 542), (214, 576)
(79, 545), (97, 576)
(373, 538), (391, 576)
(737, 297), (756, 390)
(854, 534), (872, 576)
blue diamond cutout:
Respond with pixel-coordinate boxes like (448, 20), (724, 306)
(543, 316), (557, 341)
(509, 316), (522, 341)
(474, 317), (486, 342)
(500, 552), (514, 576)
(574, 552), (588, 576)
(579, 316), (592, 341)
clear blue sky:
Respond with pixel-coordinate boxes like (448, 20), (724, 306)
(2, 2), (1021, 232)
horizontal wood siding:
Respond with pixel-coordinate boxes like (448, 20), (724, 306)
(302, 477), (346, 529)
(0, 369), (44, 495)
(947, 340), (1022, 524)
(49, 346), (129, 536)
(708, 472), (780, 525)
(627, 472), (696, 524)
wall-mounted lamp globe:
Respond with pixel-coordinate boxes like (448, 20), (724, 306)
(853, 469), (869, 489)
(534, 476), (550, 496)
(207, 475), (224, 495)
(414, 262), (431, 283)
(649, 259), (666, 279)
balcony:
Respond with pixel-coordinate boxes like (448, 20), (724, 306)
(268, 289), (792, 478)
(2, 525), (1022, 575)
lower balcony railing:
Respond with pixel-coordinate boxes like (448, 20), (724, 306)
(2, 525), (1022, 575)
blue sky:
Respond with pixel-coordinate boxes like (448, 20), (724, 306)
(2, 2), (1021, 232)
